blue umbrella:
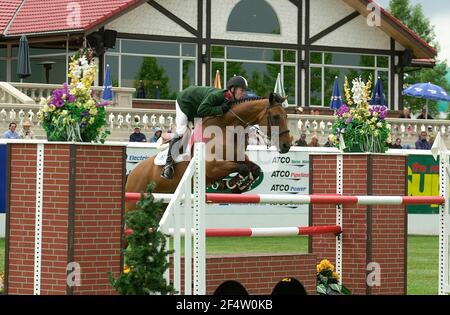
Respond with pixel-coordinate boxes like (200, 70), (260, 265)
(402, 82), (450, 119)
(17, 35), (31, 82)
(329, 76), (342, 110)
(369, 77), (385, 106)
(102, 64), (113, 101)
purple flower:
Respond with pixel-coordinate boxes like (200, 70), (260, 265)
(81, 111), (88, 117)
(80, 122), (87, 128)
(345, 116), (353, 125)
(370, 105), (388, 120)
(336, 104), (349, 118)
(49, 83), (76, 108)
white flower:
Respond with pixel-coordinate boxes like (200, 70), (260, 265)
(376, 122), (382, 128)
(351, 77), (367, 106)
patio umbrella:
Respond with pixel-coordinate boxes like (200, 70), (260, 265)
(369, 77), (385, 106)
(402, 82), (450, 119)
(329, 76), (342, 110)
(17, 35), (31, 82)
(274, 72), (288, 107)
(102, 64), (113, 101)
(213, 70), (222, 89)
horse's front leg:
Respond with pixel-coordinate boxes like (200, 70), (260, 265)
(206, 160), (250, 191)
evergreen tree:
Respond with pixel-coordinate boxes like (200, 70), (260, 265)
(109, 183), (175, 295)
(389, 0), (449, 117)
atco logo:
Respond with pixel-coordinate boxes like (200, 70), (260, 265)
(270, 184), (306, 192)
(270, 171), (308, 178)
(272, 157), (291, 164)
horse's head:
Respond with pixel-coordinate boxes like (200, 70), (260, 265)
(264, 92), (292, 154)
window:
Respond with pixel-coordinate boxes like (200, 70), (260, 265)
(10, 46), (67, 84)
(106, 39), (197, 99)
(0, 46), (6, 81)
(227, 0), (280, 35)
(310, 52), (390, 107)
(211, 45), (296, 104)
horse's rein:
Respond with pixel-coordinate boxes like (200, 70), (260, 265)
(229, 102), (290, 148)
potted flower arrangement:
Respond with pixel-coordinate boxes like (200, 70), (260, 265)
(330, 76), (391, 153)
(316, 259), (351, 295)
(38, 48), (111, 142)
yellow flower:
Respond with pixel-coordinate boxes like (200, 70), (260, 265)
(317, 259), (334, 273)
(89, 107), (98, 116)
(123, 265), (131, 274)
(332, 271), (340, 281)
(89, 117), (95, 125)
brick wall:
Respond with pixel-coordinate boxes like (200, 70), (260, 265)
(310, 154), (407, 295)
(6, 143), (125, 295)
(6, 144), (39, 294)
(170, 253), (317, 295)
(72, 145), (124, 295)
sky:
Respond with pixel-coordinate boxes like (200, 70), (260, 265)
(377, 0), (450, 65)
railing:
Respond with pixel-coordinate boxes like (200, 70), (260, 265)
(7, 82), (135, 108)
(1, 101), (450, 145)
(0, 82), (35, 104)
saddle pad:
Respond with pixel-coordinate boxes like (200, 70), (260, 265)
(154, 149), (191, 166)
(154, 124), (204, 166)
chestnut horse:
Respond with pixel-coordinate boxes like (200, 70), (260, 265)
(125, 92), (292, 212)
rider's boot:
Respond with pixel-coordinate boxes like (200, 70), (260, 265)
(161, 135), (182, 179)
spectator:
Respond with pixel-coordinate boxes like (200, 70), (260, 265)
(19, 120), (34, 139)
(149, 127), (162, 143)
(308, 135), (320, 147)
(417, 108), (433, 119)
(3, 122), (20, 139)
(399, 108), (411, 118)
(390, 138), (403, 149)
(324, 134), (335, 147)
(129, 125), (147, 142)
(294, 133), (307, 146)
(415, 132), (431, 150)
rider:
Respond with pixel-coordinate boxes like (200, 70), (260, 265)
(161, 75), (248, 179)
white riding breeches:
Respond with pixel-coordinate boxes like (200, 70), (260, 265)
(175, 100), (189, 137)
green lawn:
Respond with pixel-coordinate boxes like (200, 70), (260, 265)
(0, 235), (442, 294)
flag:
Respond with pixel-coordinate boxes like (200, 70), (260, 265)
(102, 64), (113, 101)
(431, 132), (447, 161)
(213, 70), (222, 89)
(274, 73), (288, 107)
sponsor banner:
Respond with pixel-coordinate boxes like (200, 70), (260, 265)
(206, 148), (310, 227)
(126, 145), (158, 175)
(0, 144), (6, 214)
(407, 155), (443, 214)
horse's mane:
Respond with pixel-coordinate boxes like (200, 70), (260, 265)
(229, 96), (264, 106)
(229, 93), (285, 107)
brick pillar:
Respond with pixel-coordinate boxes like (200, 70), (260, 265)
(310, 154), (407, 295)
(5, 143), (125, 295)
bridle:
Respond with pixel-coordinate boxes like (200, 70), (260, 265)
(229, 100), (290, 148)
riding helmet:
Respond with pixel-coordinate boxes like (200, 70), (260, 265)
(226, 75), (248, 90)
